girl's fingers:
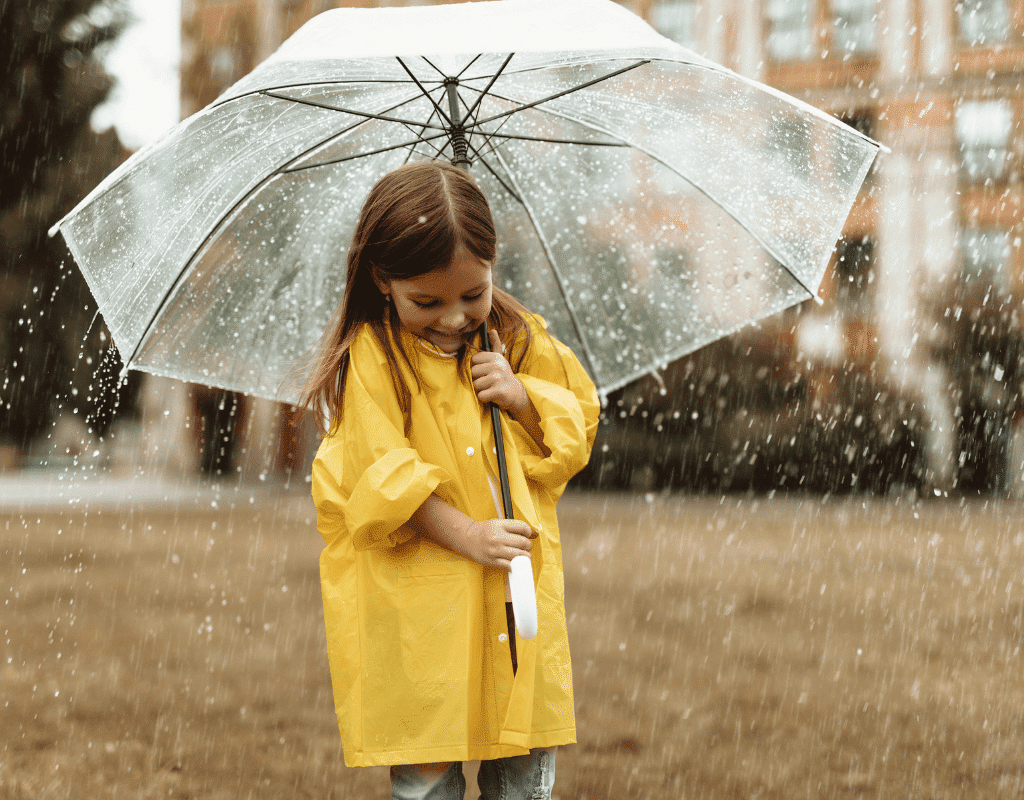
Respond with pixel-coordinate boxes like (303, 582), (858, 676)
(494, 549), (530, 571)
(502, 520), (535, 539)
(489, 328), (505, 354)
(472, 370), (499, 389)
(471, 353), (506, 377)
(487, 536), (531, 558)
(468, 520), (536, 569)
(499, 533), (532, 552)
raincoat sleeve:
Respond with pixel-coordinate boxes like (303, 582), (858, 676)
(509, 314), (600, 488)
(312, 330), (454, 551)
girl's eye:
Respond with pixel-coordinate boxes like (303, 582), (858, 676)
(464, 291), (485, 302)
(413, 299), (438, 308)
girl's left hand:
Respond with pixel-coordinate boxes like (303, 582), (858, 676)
(471, 329), (528, 413)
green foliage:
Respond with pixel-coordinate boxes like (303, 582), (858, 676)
(0, 0), (133, 449)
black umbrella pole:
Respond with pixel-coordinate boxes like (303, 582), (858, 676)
(481, 321), (515, 520)
(453, 106), (506, 517)
(445, 79), (472, 169)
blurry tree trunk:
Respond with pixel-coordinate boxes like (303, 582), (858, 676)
(0, 0), (131, 452)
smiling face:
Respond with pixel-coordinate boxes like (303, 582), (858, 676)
(382, 247), (493, 353)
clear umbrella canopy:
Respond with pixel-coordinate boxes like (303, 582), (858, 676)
(51, 0), (880, 403)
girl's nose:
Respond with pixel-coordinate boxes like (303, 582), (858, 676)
(439, 306), (467, 331)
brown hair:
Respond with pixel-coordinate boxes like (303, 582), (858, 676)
(299, 161), (533, 435)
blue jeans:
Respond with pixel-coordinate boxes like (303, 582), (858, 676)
(390, 748), (556, 800)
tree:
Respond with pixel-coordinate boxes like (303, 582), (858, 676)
(927, 276), (1024, 495)
(0, 0), (136, 451)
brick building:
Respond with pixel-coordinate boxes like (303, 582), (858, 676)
(167, 0), (1023, 494)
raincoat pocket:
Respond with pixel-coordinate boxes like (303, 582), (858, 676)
(393, 574), (469, 684)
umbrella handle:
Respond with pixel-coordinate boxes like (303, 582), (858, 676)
(509, 555), (538, 640)
(481, 321), (538, 641)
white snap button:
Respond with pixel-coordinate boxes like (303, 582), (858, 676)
(498, 633), (508, 643)
(466, 446), (475, 456)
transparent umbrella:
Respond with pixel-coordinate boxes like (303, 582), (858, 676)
(50, 0), (882, 404)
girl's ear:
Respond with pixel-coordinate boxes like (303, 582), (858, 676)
(369, 265), (390, 297)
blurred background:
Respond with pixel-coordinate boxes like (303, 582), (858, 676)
(1, 0), (1022, 499)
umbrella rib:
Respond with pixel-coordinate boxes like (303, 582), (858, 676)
(478, 127), (630, 149)
(459, 84), (523, 160)
(457, 53), (660, 83)
(479, 96), (819, 298)
(454, 84), (486, 158)
(463, 142), (523, 205)
(455, 84), (629, 153)
(459, 53), (515, 126)
(262, 89), (448, 133)
(455, 54), (484, 80)
(269, 89), (445, 171)
(282, 130), (452, 173)
(489, 147), (602, 382)
(261, 86), (470, 168)
(467, 60), (650, 130)
(395, 57), (454, 126)
(401, 106), (449, 162)
(469, 120), (515, 161)
(212, 77), (445, 109)
(419, 55), (450, 82)
(125, 94), (441, 371)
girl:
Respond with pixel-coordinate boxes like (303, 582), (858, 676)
(301, 161), (599, 800)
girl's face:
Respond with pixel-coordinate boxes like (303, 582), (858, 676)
(383, 247), (493, 353)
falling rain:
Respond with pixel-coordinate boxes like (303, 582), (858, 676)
(2, 1), (1023, 798)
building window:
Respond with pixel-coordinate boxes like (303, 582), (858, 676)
(829, 0), (877, 55)
(651, 0), (697, 50)
(766, 0), (815, 61)
(961, 228), (1010, 289)
(957, 0), (1009, 45)
(955, 100), (1012, 182)
(834, 235), (875, 312)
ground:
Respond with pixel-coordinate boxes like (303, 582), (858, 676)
(3, 490), (1023, 798)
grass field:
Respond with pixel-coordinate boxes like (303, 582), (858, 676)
(3, 491), (1022, 798)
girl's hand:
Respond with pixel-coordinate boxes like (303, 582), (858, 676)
(462, 518), (535, 571)
(410, 496), (535, 571)
(471, 329), (528, 413)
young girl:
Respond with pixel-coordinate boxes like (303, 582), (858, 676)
(301, 161), (599, 800)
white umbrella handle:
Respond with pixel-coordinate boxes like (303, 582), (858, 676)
(509, 555), (538, 639)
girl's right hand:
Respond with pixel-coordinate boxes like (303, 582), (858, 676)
(462, 519), (535, 571)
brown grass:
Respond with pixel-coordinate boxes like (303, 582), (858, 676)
(3, 492), (1022, 798)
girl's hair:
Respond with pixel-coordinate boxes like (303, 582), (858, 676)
(299, 161), (533, 435)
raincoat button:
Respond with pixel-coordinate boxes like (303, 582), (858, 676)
(498, 633), (508, 643)
(466, 446), (475, 456)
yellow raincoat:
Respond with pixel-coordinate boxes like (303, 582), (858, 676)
(312, 313), (599, 767)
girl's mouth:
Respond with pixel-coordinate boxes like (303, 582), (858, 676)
(426, 326), (476, 352)
(429, 324), (477, 341)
